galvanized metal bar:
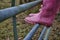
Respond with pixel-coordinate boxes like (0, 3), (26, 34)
(0, 0), (42, 22)
(11, 0), (18, 40)
(12, 17), (18, 40)
(38, 27), (47, 40)
(24, 24), (40, 40)
(43, 27), (51, 40)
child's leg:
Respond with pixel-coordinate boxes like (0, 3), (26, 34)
(24, 0), (60, 27)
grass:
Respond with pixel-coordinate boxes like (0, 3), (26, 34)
(0, 0), (60, 40)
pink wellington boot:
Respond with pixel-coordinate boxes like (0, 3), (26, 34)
(24, 0), (60, 27)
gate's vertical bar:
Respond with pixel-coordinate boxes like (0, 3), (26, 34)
(19, 0), (22, 4)
(11, 0), (18, 40)
(43, 27), (51, 40)
(38, 27), (47, 40)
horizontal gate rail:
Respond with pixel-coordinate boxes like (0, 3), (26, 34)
(0, 0), (42, 22)
(24, 24), (40, 40)
(24, 24), (51, 40)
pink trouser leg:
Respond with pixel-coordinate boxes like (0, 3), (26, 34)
(25, 0), (60, 27)
(38, 0), (60, 26)
(59, 8), (60, 12)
